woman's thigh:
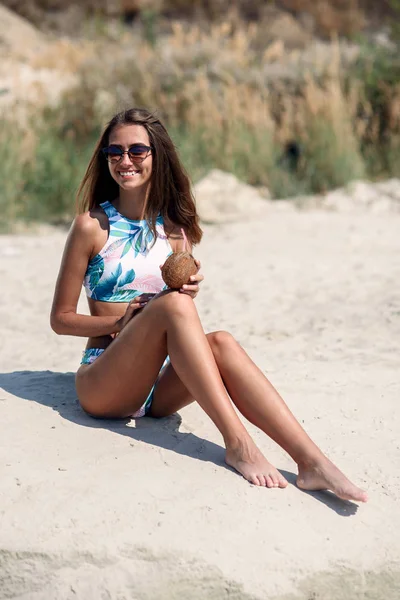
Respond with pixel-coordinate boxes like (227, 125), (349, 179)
(75, 291), (194, 418)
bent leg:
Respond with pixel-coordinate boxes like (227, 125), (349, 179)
(208, 331), (368, 502)
(76, 292), (281, 486)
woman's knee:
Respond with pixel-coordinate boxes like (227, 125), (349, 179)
(154, 290), (195, 318)
(207, 330), (237, 356)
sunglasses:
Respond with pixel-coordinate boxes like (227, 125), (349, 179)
(102, 144), (152, 164)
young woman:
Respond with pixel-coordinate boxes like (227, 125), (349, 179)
(50, 108), (367, 502)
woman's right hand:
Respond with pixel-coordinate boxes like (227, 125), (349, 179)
(116, 294), (155, 333)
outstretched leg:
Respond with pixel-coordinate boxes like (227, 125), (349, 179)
(207, 331), (367, 502)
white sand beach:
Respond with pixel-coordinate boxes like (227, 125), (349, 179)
(1, 205), (400, 599)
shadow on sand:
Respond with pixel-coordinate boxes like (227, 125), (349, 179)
(0, 370), (358, 516)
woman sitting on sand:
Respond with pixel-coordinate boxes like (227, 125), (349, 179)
(50, 107), (367, 503)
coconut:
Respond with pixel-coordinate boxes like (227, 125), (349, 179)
(161, 251), (197, 289)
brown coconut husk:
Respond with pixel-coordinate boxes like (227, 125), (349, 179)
(161, 251), (197, 289)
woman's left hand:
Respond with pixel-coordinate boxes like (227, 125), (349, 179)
(180, 259), (203, 299)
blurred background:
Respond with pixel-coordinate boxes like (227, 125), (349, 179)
(1, 0), (400, 229)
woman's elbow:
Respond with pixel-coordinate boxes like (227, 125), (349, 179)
(50, 312), (66, 335)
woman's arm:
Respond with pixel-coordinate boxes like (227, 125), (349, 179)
(50, 213), (122, 337)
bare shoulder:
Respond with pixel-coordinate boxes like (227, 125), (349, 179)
(68, 207), (108, 255)
(73, 207), (107, 236)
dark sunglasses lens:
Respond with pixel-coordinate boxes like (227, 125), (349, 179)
(104, 146), (123, 162)
(128, 145), (149, 159)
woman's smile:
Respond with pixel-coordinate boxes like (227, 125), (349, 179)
(118, 168), (141, 179)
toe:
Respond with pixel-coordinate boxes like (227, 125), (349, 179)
(345, 488), (368, 503)
(271, 472), (281, 487)
(353, 487), (368, 502)
(265, 475), (274, 488)
(278, 474), (288, 488)
(258, 475), (267, 487)
(249, 474), (260, 486)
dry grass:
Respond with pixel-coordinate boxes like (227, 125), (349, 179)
(2, 14), (400, 227)
(29, 38), (95, 72)
(281, 0), (366, 36)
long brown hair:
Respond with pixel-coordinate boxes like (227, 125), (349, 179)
(76, 108), (202, 245)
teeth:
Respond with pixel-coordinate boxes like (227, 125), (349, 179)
(119, 171), (138, 176)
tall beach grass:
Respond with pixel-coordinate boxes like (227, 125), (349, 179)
(2, 19), (400, 230)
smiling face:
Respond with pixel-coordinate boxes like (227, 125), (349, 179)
(107, 124), (153, 192)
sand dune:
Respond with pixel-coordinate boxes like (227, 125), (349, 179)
(1, 206), (399, 599)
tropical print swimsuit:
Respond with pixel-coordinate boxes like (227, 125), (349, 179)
(83, 200), (172, 302)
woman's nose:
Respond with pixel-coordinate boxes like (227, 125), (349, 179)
(119, 153), (134, 167)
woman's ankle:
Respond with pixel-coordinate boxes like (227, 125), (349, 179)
(224, 431), (256, 454)
(296, 450), (328, 472)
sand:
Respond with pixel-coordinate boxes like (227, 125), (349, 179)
(1, 208), (399, 599)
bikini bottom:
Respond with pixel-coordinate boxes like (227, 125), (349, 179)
(80, 347), (169, 418)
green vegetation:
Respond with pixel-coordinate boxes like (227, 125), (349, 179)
(3, 13), (400, 230)
(0, 123), (26, 229)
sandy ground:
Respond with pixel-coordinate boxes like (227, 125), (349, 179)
(1, 208), (400, 599)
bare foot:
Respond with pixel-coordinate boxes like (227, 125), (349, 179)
(297, 458), (368, 503)
(225, 438), (287, 488)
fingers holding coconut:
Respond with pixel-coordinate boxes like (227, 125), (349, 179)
(180, 271), (204, 297)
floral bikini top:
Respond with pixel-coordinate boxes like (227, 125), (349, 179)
(83, 201), (173, 302)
